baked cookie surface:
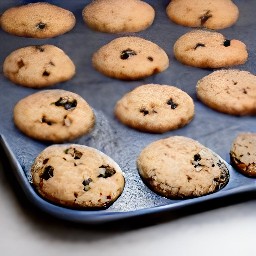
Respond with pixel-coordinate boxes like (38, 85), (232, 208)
(3, 45), (75, 88)
(82, 0), (155, 33)
(173, 30), (248, 68)
(230, 133), (256, 177)
(31, 144), (125, 208)
(114, 84), (194, 133)
(13, 90), (95, 143)
(137, 136), (229, 199)
(196, 70), (256, 115)
(92, 36), (169, 80)
(0, 2), (75, 38)
(166, 0), (239, 30)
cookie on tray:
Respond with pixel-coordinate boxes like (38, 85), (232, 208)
(3, 45), (75, 88)
(114, 84), (194, 133)
(31, 144), (125, 208)
(230, 133), (256, 177)
(82, 0), (155, 33)
(166, 0), (239, 30)
(137, 136), (230, 199)
(13, 90), (95, 143)
(196, 70), (256, 115)
(0, 2), (75, 38)
(92, 36), (169, 80)
(173, 30), (248, 68)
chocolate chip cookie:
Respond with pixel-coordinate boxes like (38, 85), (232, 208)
(82, 0), (155, 33)
(92, 36), (169, 80)
(166, 0), (239, 30)
(0, 2), (76, 38)
(13, 90), (95, 142)
(114, 84), (194, 133)
(31, 144), (125, 208)
(137, 136), (230, 199)
(173, 30), (248, 68)
(230, 133), (256, 177)
(3, 45), (75, 88)
(196, 70), (256, 115)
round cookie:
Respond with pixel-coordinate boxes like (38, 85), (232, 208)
(173, 30), (248, 68)
(137, 136), (230, 199)
(31, 144), (125, 208)
(0, 2), (75, 38)
(82, 0), (155, 33)
(3, 45), (75, 88)
(13, 90), (95, 143)
(166, 0), (239, 30)
(114, 84), (194, 133)
(196, 70), (256, 115)
(92, 36), (169, 80)
(230, 133), (256, 177)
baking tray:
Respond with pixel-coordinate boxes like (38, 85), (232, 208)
(0, 0), (256, 224)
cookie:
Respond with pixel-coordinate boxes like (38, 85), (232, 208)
(0, 2), (75, 38)
(166, 0), (239, 30)
(137, 136), (229, 199)
(230, 133), (256, 177)
(3, 45), (75, 88)
(82, 0), (155, 33)
(92, 36), (169, 80)
(31, 144), (125, 208)
(196, 70), (256, 115)
(173, 30), (248, 68)
(114, 84), (194, 133)
(13, 90), (95, 143)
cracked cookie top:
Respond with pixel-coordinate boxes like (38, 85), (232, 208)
(31, 144), (125, 208)
(166, 0), (239, 30)
(137, 136), (229, 199)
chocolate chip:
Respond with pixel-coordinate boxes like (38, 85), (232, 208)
(223, 40), (231, 47)
(43, 158), (49, 164)
(147, 56), (154, 61)
(36, 22), (46, 30)
(41, 116), (52, 125)
(98, 165), (116, 178)
(40, 166), (54, 180)
(200, 10), (212, 25)
(43, 71), (50, 76)
(17, 59), (25, 69)
(194, 153), (201, 161)
(120, 49), (137, 60)
(35, 45), (44, 52)
(82, 178), (93, 191)
(54, 97), (77, 110)
(140, 108), (149, 116)
(194, 43), (205, 50)
(64, 148), (83, 159)
(167, 99), (178, 109)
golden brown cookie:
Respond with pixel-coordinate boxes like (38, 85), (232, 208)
(166, 0), (239, 30)
(92, 36), (169, 80)
(82, 0), (155, 33)
(31, 144), (125, 208)
(137, 136), (229, 199)
(0, 2), (76, 38)
(114, 84), (194, 133)
(3, 45), (75, 88)
(230, 133), (256, 177)
(13, 90), (95, 143)
(196, 70), (256, 115)
(173, 30), (248, 68)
